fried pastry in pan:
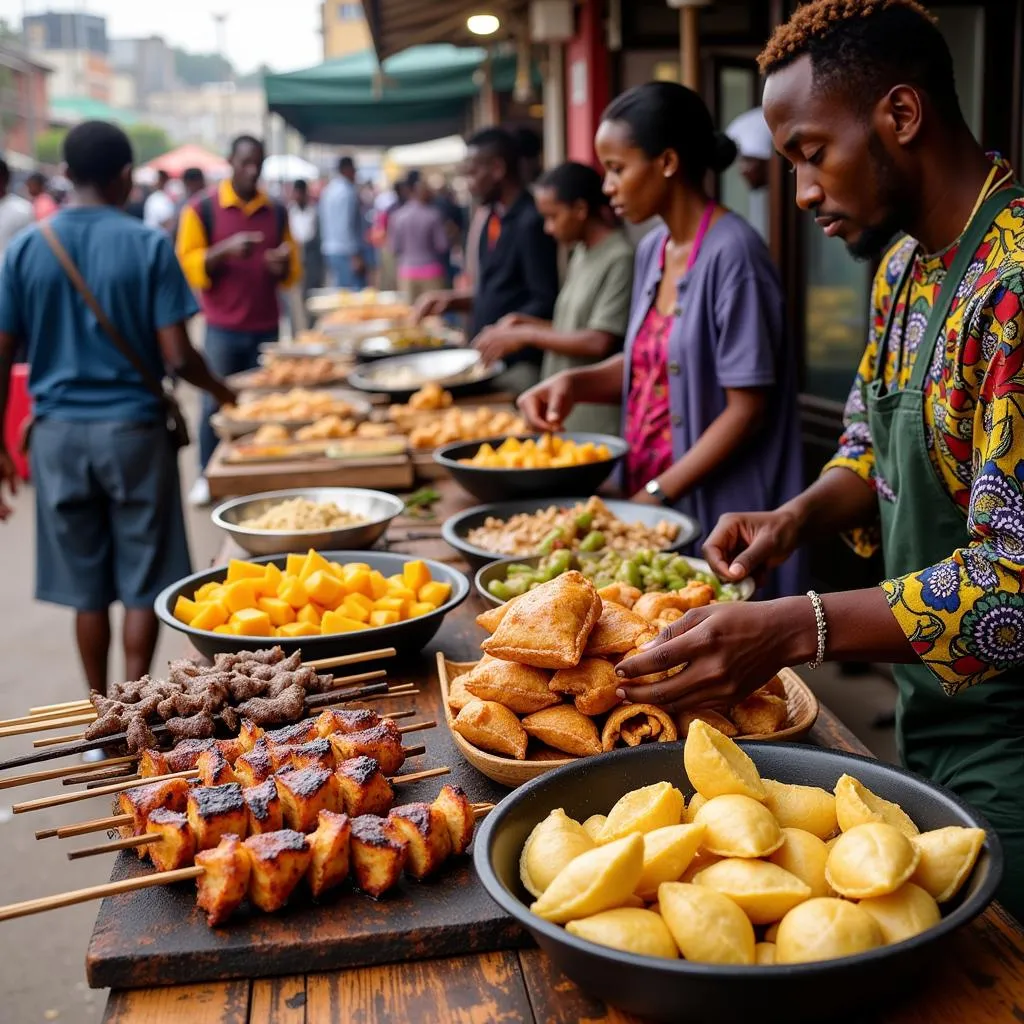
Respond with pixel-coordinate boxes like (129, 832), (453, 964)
(452, 699), (529, 760)
(584, 602), (653, 657)
(521, 705), (602, 757)
(464, 658), (559, 714)
(601, 703), (678, 751)
(549, 658), (622, 716)
(676, 709), (739, 739)
(481, 571), (601, 669)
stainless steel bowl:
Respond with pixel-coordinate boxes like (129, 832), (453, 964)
(211, 487), (405, 556)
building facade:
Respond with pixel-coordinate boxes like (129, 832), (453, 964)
(23, 10), (110, 102)
(322, 0), (372, 58)
(145, 84), (265, 155)
(110, 36), (178, 105)
(0, 44), (50, 159)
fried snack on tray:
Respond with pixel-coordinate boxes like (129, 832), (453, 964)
(601, 704), (678, 752)
(146, 809), (197, 872)
(187, 783), (249, 852)
(403, 405), (528, 451)
(521, 705), (602, 757)
(463, 659), (559, 714)
(584, 602), (652, 657)
(676, 710), (739, 739)
(596, 583), (643, 610)
(221, 389), (360, 423)
(244, 830), (313, 913)
(481, 570), (601, 669)
(549, 659), (622, 717)
(386, 803), (454, 879)
(307, 810), (352, 899)
(244, 357), (348, 390)
(432, 784), (475, 856)
(350, 815), (408, 897)
(452, 700), (528, 760)
(196, 834), (251, 927)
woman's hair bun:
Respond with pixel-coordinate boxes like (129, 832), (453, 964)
(711, 132), (738, 173)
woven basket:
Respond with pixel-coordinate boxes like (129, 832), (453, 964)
(437, 654), (819, 789)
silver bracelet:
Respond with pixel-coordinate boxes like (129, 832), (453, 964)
(806, 590), (827, 670)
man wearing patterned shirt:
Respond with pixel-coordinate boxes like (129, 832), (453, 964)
(616, 0), (1024, 919)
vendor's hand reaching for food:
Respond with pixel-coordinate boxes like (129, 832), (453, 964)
(614, 598), (817, 714)
(702, 509), (804, 587)
(473, 325), (528, 365)
(0, 447), (18, 522)
(518, 372), (576, 432)
(412, 291), (450, 324)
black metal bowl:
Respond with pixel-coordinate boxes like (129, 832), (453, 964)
(442, 497), (702, 570)
(474, 742), (1002, 1024)
(434, 433), (629, 504)
(155, 550), (469, 661)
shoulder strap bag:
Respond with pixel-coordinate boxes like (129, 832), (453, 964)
(40, 221), (190, 449)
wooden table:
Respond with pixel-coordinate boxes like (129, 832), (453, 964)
(102, 482), (1024, 1023)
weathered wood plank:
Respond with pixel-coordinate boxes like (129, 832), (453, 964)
(249, 976), (307, 1024)
(102, 981), (250, 1024)
(306, 951), (533, 1024)
(518, 948), (645, 1024)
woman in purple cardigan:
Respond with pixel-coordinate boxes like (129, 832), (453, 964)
(519, 82), (804, 597)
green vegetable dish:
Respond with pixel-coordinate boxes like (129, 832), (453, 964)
(486, 549), (745, 603)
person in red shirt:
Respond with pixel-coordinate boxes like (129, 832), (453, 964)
(26, 172), (57, 221)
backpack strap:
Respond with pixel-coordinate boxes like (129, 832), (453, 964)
(198, 193), (215, 243)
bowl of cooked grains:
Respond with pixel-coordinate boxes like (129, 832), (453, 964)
(211, 488), (405, 555)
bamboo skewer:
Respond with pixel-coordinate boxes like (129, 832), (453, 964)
(86, 773), (139, 789)
(29, 676), (410, 748)
(15, 742), (430, 816)
(28, 699), (93, 716)
(66, 766), (458, 860)
(0, 755), (138, 791)
(37, 814), (132, 841)
(62, 766), (135, 787)
(4, 802), (496, 922)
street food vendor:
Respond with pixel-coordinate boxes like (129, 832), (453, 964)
(617, 0), (1024, 919)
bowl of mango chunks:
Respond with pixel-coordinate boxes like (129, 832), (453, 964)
(474, 723), (1001, 1024)
(156, 549), (469, 660)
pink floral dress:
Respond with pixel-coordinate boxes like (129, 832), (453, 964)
(624, 303), (674, 495)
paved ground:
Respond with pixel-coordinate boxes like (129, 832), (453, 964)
(0, 393), (898, 1022)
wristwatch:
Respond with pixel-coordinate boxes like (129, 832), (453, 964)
(644, 479), (673, 507)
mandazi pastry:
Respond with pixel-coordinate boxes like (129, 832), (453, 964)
(596, 583), (643, 610)
(481, 570), (601, 669)
(521, 705), (602, 758)
(549, 658), (622, 716)
(452, 700), (528, 760)
(731, 692), (788, 736)
(601, 703), (678, 752)
(584, 602), (653, 657)
(464, 658), (559, 715)
(676, 709), (739, 739)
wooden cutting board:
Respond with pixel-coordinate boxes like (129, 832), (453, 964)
(205, 443), (415, 498)
(84, 610), (524, 990)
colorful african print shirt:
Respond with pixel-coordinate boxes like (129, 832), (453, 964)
(825, 169), (1024, 695)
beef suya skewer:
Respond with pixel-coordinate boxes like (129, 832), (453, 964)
(0, 786), (493, 927)
(12, 712), (434, 815)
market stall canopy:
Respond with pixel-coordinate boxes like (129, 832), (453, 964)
(145, 144), (231, 179)
(264, 44), (520, 147)
(360, 0), (524, 60)
(261, 153), (321, 183)
(387, 135), (467, 169)
(49, 96), (137, 127)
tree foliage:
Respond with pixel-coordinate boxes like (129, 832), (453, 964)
(173, 49), (234, 87)
(126, 123), (173, 163)
(35, 128), (68, 166)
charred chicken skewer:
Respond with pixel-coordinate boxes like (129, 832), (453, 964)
(0, 786), (492, 927)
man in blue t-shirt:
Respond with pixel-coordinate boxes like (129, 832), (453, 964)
(0, 121), (235, 697)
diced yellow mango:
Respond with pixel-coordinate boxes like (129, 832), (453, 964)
(373, 597), (405, 613)
(369, 609), (400, 628)
(343, 562), (371, 575)
(385, 583), (417, 602)
(258, 597), (297, 627)
(344, 592), (374, 615)
(402, 560), (432, 593)
(305, 570), (345, 608)
(408, 601), (435, 619)
(286, 553), (306, 577)
(299, 549), (335, 583)
(418, 581), (452, 607)
(230, 608), (274, 637)
(194, 581), (220, 602)
(191, 601), (230, 632)
(223, 579), (260, 614)
(387, 574), (405, 588)
(212, 624), (234, 635)
(342, 569), (373, 599)
(256, 562), (284, 597)
(297, 603), (321, 627)
(277, 577), (310, 610)
(368, 570), (389, 600)
(341, 596), (371, 623)
(278, 621), (321, 638)
(321, 610), (370, 634)
(174, 595), (199, 625)
(329, 561), (347, 579)
(226, 558), (265, 582)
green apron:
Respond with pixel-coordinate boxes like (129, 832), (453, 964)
(866, 188), (1024, 920)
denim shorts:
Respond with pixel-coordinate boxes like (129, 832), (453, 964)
(30, 418), (192, 611)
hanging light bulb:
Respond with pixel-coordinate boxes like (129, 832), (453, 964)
(467, 13), (501, 35)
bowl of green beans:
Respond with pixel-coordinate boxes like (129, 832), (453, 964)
(474, 548), (754, 606)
